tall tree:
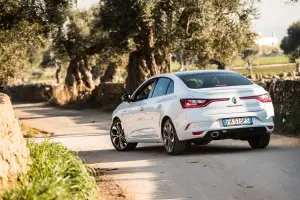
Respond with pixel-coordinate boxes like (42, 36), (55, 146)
(241, 48), (259, 74)
(0, 0), (73, 86)
(52, 7), (109, 92)
(100, 0), (257, 93)
(280, 20), (300, 72)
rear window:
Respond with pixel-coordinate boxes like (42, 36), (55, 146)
(176, 72), (253, 89)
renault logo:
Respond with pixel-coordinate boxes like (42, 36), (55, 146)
(232, 97), (237, 104)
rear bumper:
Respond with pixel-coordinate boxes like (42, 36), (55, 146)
(174, 109), (274, 141)
(188, 127), (269, 142)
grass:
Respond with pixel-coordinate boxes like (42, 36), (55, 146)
(2, 140), (99, 200)
(231, 55), (289, 67)
(232, 65), (296, 75)
(171, 55), (290, 70)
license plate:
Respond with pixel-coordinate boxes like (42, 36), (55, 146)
(223, 117), (253, 127)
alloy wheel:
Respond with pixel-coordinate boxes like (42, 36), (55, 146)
(163, 122), (175, 152)
(111, 121), (128, 150)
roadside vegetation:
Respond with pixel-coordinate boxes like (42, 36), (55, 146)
(21, 123), (52, 138)
(2, 141), (98, 200)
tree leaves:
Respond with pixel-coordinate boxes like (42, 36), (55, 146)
(280, 21), (300, 61)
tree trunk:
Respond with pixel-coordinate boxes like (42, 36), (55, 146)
(125, 27), (170, 93)
(78, 57), (95, 90)
(101, 62), (120, 83)
(210, 59), (226, 70)
(55, 63), (62, 84)
(246, 60), (253, 74)
(126, 51), (150, 94)
(65, 59), (76, 89)
(296, 62), (300, 73)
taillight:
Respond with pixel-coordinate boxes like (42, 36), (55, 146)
(180, 98), (229, 108)
(240, 94), (272, 103)
(192, 131), (204, 135)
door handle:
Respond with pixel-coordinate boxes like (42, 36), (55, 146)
(157, 104), (163, 108)
(140, 107), (144, 111)
(121, 110), (127, 113)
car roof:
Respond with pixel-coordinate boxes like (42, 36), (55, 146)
(151, 70), (238, 79)
(174, 70), (237, 76)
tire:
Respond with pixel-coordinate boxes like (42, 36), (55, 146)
(110, 119), (138, 151)
(193, 140), (211, 146)
(162, 119), (187, 155)
(248, 133), (270, 149)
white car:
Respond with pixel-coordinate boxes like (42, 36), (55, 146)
(110, 70), (275, 155)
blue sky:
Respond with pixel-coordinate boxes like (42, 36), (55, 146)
(78, 0), (300, 40)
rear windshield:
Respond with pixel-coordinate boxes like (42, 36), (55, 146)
(176, 72), (253, 89)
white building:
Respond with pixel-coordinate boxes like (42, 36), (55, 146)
(255, 32), (279, 47)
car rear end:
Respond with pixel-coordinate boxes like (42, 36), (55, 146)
(173, 71), (274, 141)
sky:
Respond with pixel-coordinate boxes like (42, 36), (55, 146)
(77, 0), (300, 40)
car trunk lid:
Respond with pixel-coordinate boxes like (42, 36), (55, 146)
(187, 85), (267, 115)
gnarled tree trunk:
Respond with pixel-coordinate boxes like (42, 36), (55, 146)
(78, 57), (95, 90)
(126, 51), (150, 94)
(101, 62), (120, 83)
(210, 59), (226, 70)
(125, 26), (170, 94)
(55, 62), (62, 84)
(65, 57), (95, 95)
(296, 62), (300, 73)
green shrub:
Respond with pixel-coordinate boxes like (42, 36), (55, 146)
(274, 113), (300, 136)
(2, 141), (98, 200)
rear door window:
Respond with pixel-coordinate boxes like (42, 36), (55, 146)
(176, 72), (253, 89)
(166, 81), (174, 95)
(151, 78), (171, 98)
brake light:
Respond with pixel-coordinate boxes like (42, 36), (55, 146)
(180, 98), (229, 108)
(240, 94), (272, 103)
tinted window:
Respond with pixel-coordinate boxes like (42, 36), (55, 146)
(166, 81), (174, 95)
(176, 72), (253, 89)
(135, 81), (156, 101)
(152, 78), (171, 98)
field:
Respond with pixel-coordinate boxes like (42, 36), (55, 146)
(15, 55), (295, 85)
(232, 65), (296, 75)
(231, 55), (290, 67)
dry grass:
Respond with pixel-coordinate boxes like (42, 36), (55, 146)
(21, 123), (52, 138)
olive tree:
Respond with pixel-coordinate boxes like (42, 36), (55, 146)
(280, 20), (300, 72)
(0, 0), (73, 86)
(100, 0), (257, 93)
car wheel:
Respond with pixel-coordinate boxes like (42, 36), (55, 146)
(248, 133), (270, 149)
(110, 119), (137, 151)
(162, 119), (187, 155)
(193, 140), (212, 145)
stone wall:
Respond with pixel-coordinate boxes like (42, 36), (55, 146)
(0, 93), (31, 194)
(1, 84), (54, 102)
(264, 80), (300, 135)
(246, 71), (300, 83)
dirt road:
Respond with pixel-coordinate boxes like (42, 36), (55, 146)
(14, 102), (300, 200)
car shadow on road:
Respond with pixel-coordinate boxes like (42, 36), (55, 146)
(79, 144), (281, 165)
(79, 143), (289, 200)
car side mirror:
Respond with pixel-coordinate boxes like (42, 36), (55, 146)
(121, 94), (131, 102)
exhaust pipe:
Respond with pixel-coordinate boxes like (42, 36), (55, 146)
(211, 132), (219, 138)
